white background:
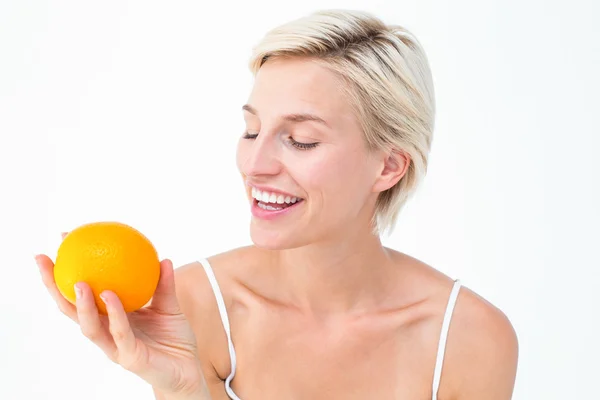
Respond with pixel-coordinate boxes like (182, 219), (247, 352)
(1, 0), (598, 399)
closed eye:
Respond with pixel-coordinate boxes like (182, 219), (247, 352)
(288, 137), (319, 150)
(242, 132), (319, 150)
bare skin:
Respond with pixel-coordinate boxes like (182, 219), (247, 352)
(173, 56), (518, 399)
(38, 56), (518, 400)
(173, 246), (518, 400)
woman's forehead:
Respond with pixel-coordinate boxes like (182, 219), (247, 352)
(246, 58), (352, 123)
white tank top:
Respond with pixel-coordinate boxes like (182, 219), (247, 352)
(198, 258), (462, 400)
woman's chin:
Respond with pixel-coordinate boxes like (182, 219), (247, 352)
(249, 226), (305, 251)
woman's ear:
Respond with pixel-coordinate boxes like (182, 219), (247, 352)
(373, 149), (410, 193)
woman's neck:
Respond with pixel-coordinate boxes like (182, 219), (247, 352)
(270, 229), (400, 318)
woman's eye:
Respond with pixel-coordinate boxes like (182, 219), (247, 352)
(243, 131), (258, 139)
(289, 137), (319, 150)
(242, 131), (318, 150)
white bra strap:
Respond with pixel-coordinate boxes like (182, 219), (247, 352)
(198, 258), (240, 400)
(432, 279), (462, 400)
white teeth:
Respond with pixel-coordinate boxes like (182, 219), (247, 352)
(251, 188), (303, 205)
(258, 202), (283, 211)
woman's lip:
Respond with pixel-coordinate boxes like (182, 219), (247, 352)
(250, 198), (304, 220)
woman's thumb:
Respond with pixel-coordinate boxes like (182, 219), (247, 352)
(150, 259), (181, 313)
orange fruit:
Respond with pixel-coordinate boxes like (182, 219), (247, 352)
(54, 221), (161, 315)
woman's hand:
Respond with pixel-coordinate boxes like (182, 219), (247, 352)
(36, 234), (209, 399)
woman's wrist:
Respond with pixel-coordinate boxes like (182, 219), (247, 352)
(164, 394), (210, 400)
(162, 386), (211, 400)
(157, 375), (212, 400)
(161, 359), (211, 400)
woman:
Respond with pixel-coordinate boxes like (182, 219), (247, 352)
(36, 9), (518, 400)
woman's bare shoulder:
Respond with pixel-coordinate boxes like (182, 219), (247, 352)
(439, 281), (518, 399)
(172, 244), (258, 321)
(450, 285), (518, 398)
(390, 251), (518, 398)
(169, 246), (258, 391)
(173, 245), (259, 295)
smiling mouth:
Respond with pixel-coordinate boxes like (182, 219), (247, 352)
(251, 187), (304, 211)
(254, 198), (304, 211)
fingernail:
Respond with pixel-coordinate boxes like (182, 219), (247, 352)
(99, 293), (108, 306)
(74, 284), (82, 299)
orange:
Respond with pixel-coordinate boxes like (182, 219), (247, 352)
(54, 221), (161, 315)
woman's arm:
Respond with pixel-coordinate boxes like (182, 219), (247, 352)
(153, 388), (208, 400)
(153, 376), (232, 400)
(443, 289), (519, 399)
(458, 315), (518, 399)
(153, 385), (213, 400)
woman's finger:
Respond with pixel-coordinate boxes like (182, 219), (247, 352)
(149, 259), (180, 314)
(35, 254), (78, 322)
(101, 290), (144, 372)
(74, 282), (117, 359)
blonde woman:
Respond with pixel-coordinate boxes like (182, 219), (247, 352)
(36, 9), (518, 400)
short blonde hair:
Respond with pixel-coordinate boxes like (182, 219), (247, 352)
(248, 9), (436, 235)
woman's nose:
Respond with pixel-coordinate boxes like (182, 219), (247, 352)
(238, 135), (282, 177)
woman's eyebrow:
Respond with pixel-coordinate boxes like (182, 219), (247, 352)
(242, 104), (330, 128)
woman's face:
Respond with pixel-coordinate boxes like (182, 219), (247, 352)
(236, 57), (402, 249)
